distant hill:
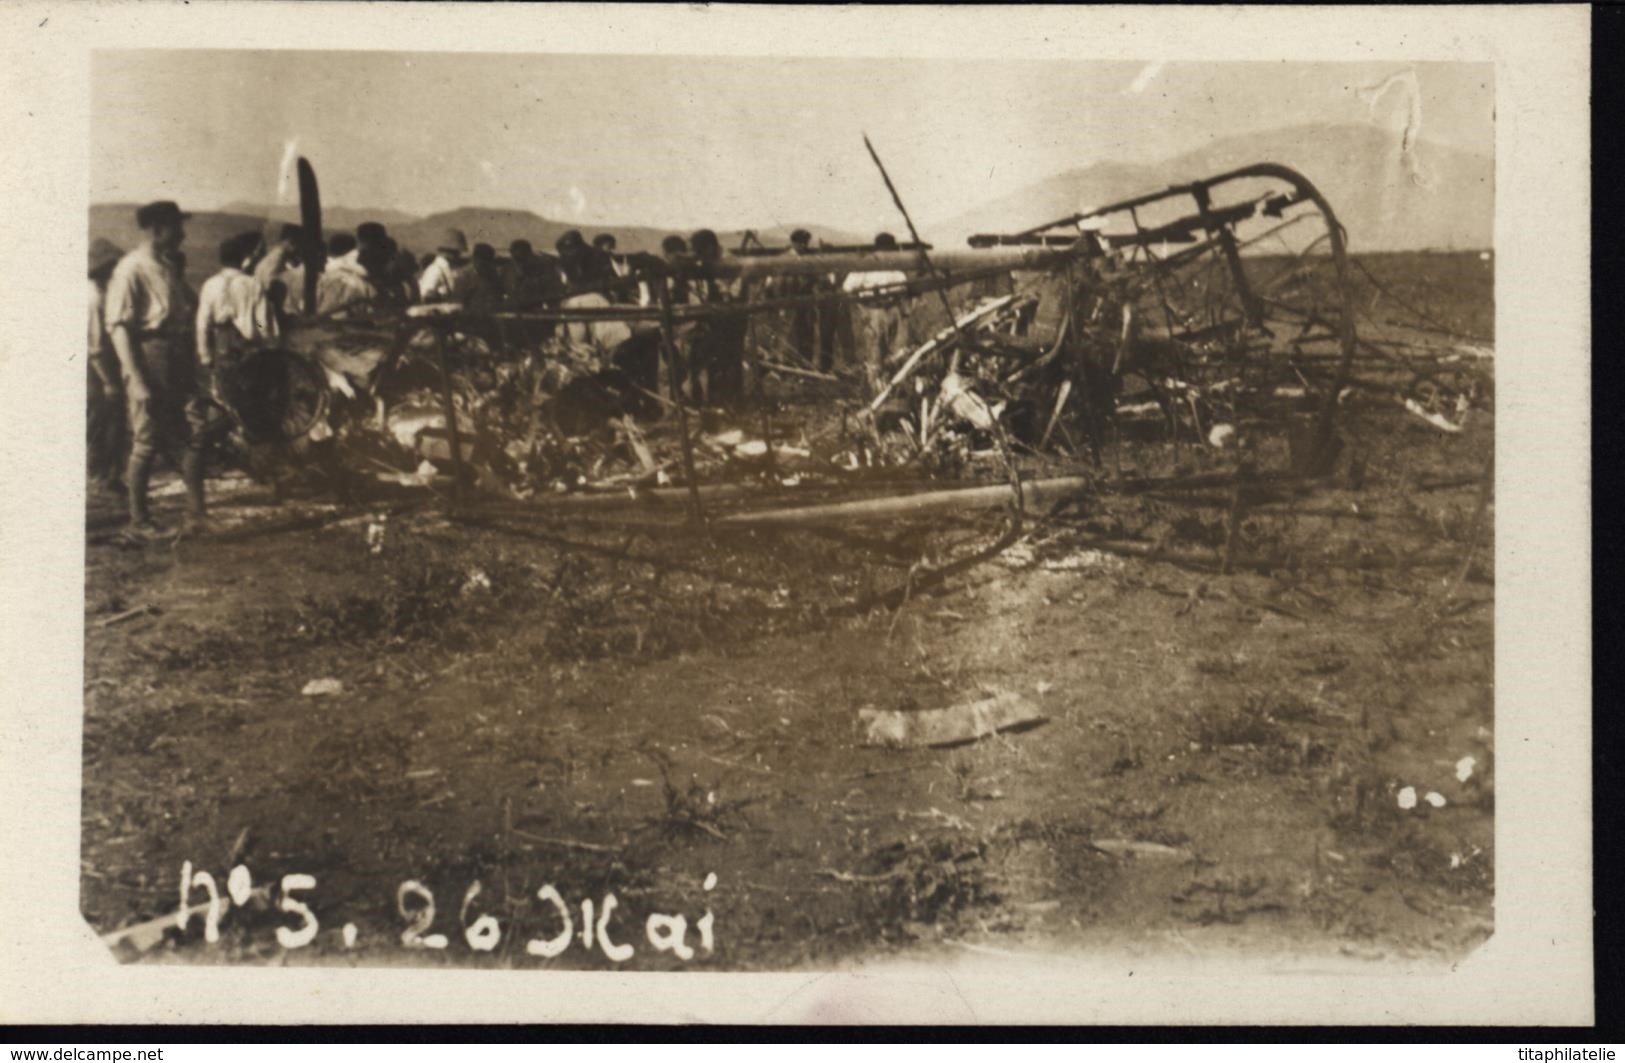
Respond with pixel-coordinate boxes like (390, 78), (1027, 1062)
(218, 202), (422, 234)
(89, 203), (272, 288)
(93, 122), (1483, 274)
(396, 207), (670, 257)
(930, 124), (1493, 253)
(148, 202), (867, 259)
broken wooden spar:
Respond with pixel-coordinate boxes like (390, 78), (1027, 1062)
(715, 476), (1092, 527)
(714, 244), (1079, 280)
(868, 295), (1021, 411)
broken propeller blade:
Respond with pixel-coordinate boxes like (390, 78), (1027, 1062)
(297, 156), (325, 315)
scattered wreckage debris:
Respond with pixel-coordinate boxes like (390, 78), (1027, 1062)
(186, 155), (1490, 610)
(1089, 839), (1195, 862)
(95, 603), (159, 628)
(859, 690), (1048, 749)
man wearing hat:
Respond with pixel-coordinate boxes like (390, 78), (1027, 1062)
(103, 200), (204, 536)
(840, 232), (913, 396)
(388, 246), (423, 304)
(684, 229), (749, 408)
(591, 232), (637, 303)
(772, 228), (843, 373)
(553, 229), (594, 291)
(501, 239), (545, 306)
(313, 225), (384, 317)
(87, 238), (128, 494)
(355, 221), (389, 251)
(331, 222), (390, 278)
(418, 228), (479, 303)
(469, 242), (503, 312)
(553, 228), (630, 351)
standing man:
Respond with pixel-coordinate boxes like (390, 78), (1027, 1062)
(776, 230), (816, 365)
(554, 230), (594, 291)
(650, 235), (693, 396)
(354, 221), (390, 259)
(313, 227), (383, 317)
(87, 238), (127, 494)
(502, 239), (547, 306)
(776, 228), (843, 372)
(840, 232), (912, 396)
(254, 223), (304, 319)
(687, 229), (747, 408)
(196, 231), (280, 371)
(592, 232), (637, 303)
(469, 242), (503, 312)
(418, 228), (479, 303)
(103, 201), (204, 537)
(387, 245), (422, 303)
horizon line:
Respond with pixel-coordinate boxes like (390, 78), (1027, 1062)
(87, 120), (1493, 234)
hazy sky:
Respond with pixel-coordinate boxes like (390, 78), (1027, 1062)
(91, 51), (1492, 232)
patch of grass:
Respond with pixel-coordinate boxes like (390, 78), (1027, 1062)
(1194, 652), (1246, 678)
(643, 749), (754, 842)
(1191, 697), (1280, 748)
(864, 837), (997, 928)
(1190, 685), (1320, 750)
(288, 541), (534, 647)
(1365, 823), (1494, 897)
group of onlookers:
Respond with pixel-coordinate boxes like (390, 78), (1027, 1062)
(88, 197), (925, 538)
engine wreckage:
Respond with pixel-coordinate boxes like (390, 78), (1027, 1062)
(224, 158), (1492, 554)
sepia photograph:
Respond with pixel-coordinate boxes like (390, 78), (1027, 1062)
(0, 1), (1592, 1027)
(80, 45), (1501, 969)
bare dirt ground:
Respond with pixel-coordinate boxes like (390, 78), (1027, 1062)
(81, 252), (1494, 969)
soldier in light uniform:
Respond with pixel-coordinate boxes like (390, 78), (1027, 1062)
(103, 201), (204, 537)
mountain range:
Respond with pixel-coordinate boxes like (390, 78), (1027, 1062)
(90, 122), (1491, 285)
(932, 124), (1492, 253)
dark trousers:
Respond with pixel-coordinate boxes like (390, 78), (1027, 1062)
(686, 315), (747, 407)
(816, 298), (840, 372)
(711, 314), (747, 406)
(789, 306), (817, 367)
(123, 334), (213, 524)
(87, 356), (127, 488)
(856, 303), (904, 397)
(611, 329), (663, 396)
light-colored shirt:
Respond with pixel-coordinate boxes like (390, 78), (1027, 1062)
(315, 260), (380, 317)
(561, 292), (632, 350)
(276, 264), (307, 314)
(196, 266), (280, 363)
(252, 242), (296, 290)
(841, 270), (909, 296)
(103, 244), (195, 336)
(418, 254), (479, 303)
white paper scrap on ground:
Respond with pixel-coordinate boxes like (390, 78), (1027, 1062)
(858, 690), (1046, 749)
